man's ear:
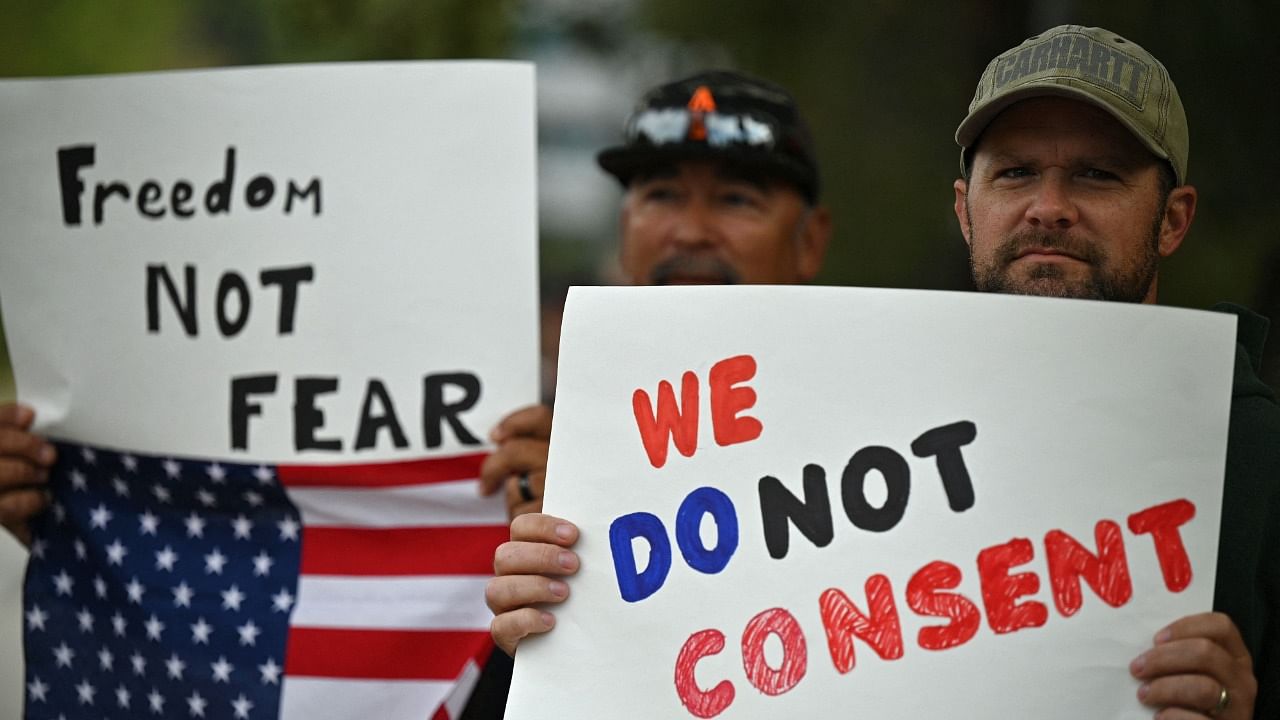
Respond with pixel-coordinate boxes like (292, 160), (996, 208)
(796, 205), (832, 282)
(1158, 185), (1197, 258)
(953, 178), (972, 247)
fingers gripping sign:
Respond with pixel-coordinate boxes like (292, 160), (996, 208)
(480, 404), (552, 518)
(0, 402), (57, 545)
(487, 513), (580, 656)
(1131, 612), (1256, 719)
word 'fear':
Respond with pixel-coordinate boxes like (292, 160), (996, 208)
(229, 372), (483, 453)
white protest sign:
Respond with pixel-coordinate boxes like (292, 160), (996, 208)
(0, 61), (538, 461)
(508, 286), (1235, 720)
(0, 63), (538, 720)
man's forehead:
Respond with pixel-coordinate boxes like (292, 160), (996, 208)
(976, 96), (1157, 164)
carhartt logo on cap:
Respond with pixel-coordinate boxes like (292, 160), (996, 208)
(993, 32), (1151, 107)
(686, 85), (717, 141)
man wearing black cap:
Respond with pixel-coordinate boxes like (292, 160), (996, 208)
(951, 25), (1277, 720)
(468, 70), (831, 718)
(479, 70), (830, 517)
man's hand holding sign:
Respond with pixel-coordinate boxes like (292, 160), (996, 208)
(494, 286), (1243, 719)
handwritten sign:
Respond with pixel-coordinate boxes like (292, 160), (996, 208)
(507, 286), (1235, 719)
(0, 61), (538, 461)
(0, 63), (538, 720)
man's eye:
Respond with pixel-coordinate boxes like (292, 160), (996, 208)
(640, 186), (680, 202)
(1081, 168), (1119, 181)
(720, 190), (762, 207)
(998, 167), (1033, 179)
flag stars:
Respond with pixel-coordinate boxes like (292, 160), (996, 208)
(222, 585), (246, 611)
(116, 684), (132, 709)
(258, 658), (281, 685)
(196, 488), (217, 507)
(80, 446), (97, 464)
(93, 575), (109, 598)
(122, 453), (138, 472)
(232, 514), (253, 540)
(130, 652), (147, 676)
(163, 458), (182, 478)
(237, 620), (260, 646)
(53, 642), (75, 668)
(27, 677), (49, 702)
(140, 510), (160, 535)
(231, 694), (254, 719)
(253, 465), (274, 484)
(145, 614), (165, 641)
(156, 546), (179, 571)
(112, 612), (127, 637)
(148, 689), (165, 714)
(187, 690), (208, 718)
(244, 490), (264, 507)
(252, 551), (274, 577)
(152, 484), (172, 503)
(206, 462), (227, 483)
(126, 577), (145, 604)
(98, 646), (114, 671)
(26, 605), (47, 631)
(165, 653), (186, 680)
(172, 581), (194, 608)
(70, 469), (88, 491)
(271, 588), (295, 613)
(89, 503), (113, 529)
(204, 548), (228, 574)
(277, 516), (300, 541)
(105, 539), (128, 565)
(53, 570), (74, 596)
(211, 656), (234, 683)
(74, 539), (87, 559)
(112, 476), (130, 497)
(191, 617), (213, 644)
(76, 607), (95, 632)
(30, 538), (47, 559)
(75, 679), (96, 705)
(185, 513), (207, 538)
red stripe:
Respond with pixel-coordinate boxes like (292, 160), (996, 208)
(285, 628), (492, 680)
(300, 525), (507, 576)
(278, 453), (487, 488)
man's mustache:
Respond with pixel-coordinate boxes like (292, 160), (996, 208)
(650, 254), (742, 285)
(994, 231), (1103, 267)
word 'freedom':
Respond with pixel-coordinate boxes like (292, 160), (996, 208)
(57, 145), (320, 226)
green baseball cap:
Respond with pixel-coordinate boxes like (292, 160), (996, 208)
(956, 25), (1188, 184)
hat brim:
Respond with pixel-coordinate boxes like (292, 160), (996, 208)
(596, 143), (818, 202)
(955, 82), (1176, 182)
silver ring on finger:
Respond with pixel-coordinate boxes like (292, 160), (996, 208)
(516, 473), (535, 502)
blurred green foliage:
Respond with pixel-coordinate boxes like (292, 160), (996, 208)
(643, 0), (1280, 313)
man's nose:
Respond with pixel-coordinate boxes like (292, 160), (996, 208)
(669, 197), (717, 246)
(1024, 174), (1079, 229)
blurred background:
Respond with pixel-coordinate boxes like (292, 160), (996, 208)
(1, 0), (1278, 392)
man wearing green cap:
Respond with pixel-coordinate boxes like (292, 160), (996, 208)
(951, 24), (1278, 719)
(486, 26), (1277, 720)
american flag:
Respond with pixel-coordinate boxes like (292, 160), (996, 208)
(22, 440), (506, 720)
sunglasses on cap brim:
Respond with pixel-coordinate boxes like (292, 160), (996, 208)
(627, 108), (779, 150)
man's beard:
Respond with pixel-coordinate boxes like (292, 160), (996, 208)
(967, 207), (1162, 303)
(649, 253), (742, 285)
